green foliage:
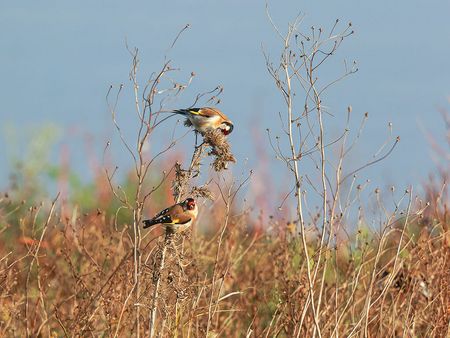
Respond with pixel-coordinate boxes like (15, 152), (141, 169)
(4, 123), (60, 199)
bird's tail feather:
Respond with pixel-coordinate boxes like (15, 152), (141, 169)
(172, 109), (190, 116)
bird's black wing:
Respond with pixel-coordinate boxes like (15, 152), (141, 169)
(143, 214), (172, 228)
(143, 204), (190, 229)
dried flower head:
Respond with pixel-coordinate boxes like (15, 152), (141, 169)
(172, 162), (190, 200)
(189, 185), (213, 200)
(203, 129), (236, 172)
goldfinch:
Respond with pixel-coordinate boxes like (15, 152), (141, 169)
(173, 107), (234, 136)
(143, 198), (198, 233)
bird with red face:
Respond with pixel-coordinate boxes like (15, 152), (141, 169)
(143, 198), (198, 233)
(173, 107), (234, 136)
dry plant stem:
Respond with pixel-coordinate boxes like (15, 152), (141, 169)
(149, 143), (206, 337)
(331, 177), (350, 334)
(362, 189), (413, 337)
(106, 37), (195, 335)
(328, 115), (351, 336)
(25, 193), (59, 337)
(345, 191), (413, 338)
(307, 54), (328, 338)
(149, 230), (173, 338)
(331, 254), (366, 337)
(108, 252), (136, 336)
(131, 54), (144, 337)
(264, 14), (363, 335)
(186, 275), (206, 338)
(313, 113), (352, 337)
(279, 27), (322, 336)
(206, 185), (232, 336)
(133, 202), (143, 336)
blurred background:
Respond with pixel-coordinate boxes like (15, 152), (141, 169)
(1, 0), (449, 198)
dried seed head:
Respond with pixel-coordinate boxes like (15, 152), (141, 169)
(189, 186), (213, 200)
(173, 162), (191, 200)
(203, 129), (236, 172)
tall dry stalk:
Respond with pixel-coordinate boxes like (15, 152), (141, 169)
(148, 143), (206, 337)
(149, 129), (236, 336)
(264, 6), (400, 336)
(104, 30), (236, 336)
(105, 25), (198, 335)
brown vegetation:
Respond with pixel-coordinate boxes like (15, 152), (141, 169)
(0, 12), (449, 338)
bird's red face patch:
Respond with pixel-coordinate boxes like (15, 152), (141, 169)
(186, 198), (196, 210)
(220, 123), (234, 135)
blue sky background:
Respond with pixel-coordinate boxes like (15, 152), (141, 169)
(1, 1), (449, 199)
